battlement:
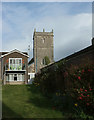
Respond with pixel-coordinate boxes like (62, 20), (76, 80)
(33, 29), (54, 38)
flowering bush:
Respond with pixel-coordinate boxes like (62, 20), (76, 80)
(34, 59), (94, 117)
(68, 63), (94, 115)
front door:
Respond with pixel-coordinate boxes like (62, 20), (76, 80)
(14, 74), (17, 81)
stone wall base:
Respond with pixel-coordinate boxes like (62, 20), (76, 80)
(6, 81), (25, 85)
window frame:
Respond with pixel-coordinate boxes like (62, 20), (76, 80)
(9, 58), (22, 70)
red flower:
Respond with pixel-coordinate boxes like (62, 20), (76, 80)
(89, 88), (92, 91)
(80, 88), (83, 91)
(86, 103), (90, 106)
(85, 90), (87, 92)
(22, 59), (24, 64)
(82, 69), (84, 73)
(79, 97), (83, 100)
(87, 95), (89, 97)
(81, 94), (84, 97)
(78, 76), (81, 80)
(88, 69), (92, 72)
(6, 59), (9, 63)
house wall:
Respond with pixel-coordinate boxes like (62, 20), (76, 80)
(33, 30), (54, 73)
(28, 63), (35, 73)
(2, 52), (28, 84)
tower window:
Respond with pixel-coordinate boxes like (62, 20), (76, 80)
(42, 58), (45, 65)
(42, 38), (45, 43)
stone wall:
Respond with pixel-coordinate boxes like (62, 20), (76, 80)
(6, 81), (25, 85)
(28, 63), (35, 73)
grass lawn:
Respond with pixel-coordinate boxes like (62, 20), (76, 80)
(2, 84), (64, 118)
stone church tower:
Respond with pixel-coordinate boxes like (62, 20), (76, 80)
(33, 29), (54, 73)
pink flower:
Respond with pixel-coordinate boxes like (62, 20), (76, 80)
(87, 95), (89, 97)
(78, 76), (81, 80)
(89, 88), (92, 91)
(81, 94), (84, 97)
(85, 90), (87, 92)
(79, 97), (83, 100)
(80, 88), (83, 91)
(82, 69), (84, 73)
(86, 103), (90, 106)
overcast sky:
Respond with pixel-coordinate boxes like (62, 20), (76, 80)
(2, 2), (92, 61)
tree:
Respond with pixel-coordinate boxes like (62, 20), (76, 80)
(43, 56), (50, 65)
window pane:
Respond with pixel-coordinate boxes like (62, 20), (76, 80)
(16, 59), (18, 64)
(13, 59), (15, 64)
(9, 58), (22, 70)
(10, 59), (12, 64)
(19, 59), (21, 64)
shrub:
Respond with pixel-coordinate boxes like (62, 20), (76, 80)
(34, 60), (67, 94)
(43, 56), (50, 65)
(34, 59), (94, 117)
(68, 63), (94, 115)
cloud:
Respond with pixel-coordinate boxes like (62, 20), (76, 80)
(2, 2), (92, 61)
(33, 13), (92, 61)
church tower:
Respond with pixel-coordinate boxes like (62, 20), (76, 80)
(33, 29), (54, 73)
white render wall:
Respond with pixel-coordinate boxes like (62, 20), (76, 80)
(28, 73), (35, 84)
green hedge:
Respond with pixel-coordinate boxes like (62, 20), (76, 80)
(34, 60), (67, 94)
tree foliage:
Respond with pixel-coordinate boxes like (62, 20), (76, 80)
(43, 56), (50, 65)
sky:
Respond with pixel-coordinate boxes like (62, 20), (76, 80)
(2, 2), (92, 61)
(1, 0), (93, 2)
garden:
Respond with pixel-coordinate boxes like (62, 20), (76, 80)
(34, 59), (94, 119)
(2, 59), (94, 119)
